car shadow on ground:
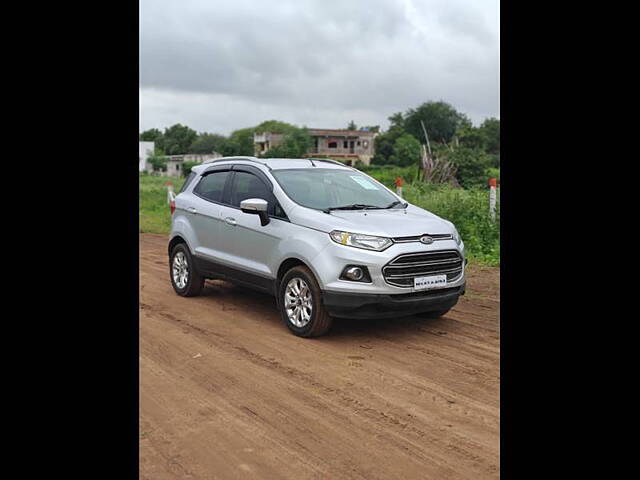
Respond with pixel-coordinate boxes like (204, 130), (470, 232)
(201, 280), (445, 341)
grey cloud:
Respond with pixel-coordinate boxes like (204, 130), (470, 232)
(140, 0), (499, 133)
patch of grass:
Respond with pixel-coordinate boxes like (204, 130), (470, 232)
(139, 174), (184, 234)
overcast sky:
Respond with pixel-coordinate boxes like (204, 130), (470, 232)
(139, 0), (499, 135)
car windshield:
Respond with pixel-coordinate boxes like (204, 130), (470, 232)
(272, 168), (400, 211)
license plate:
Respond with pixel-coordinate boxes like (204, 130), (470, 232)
(414, 274), (447, 291)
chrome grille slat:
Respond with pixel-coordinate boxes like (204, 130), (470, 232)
(383, 250), (463, 288)
(384, 258), (463, 269)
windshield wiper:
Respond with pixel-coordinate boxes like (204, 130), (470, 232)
(385, 200), (408, 209)
(323, 204), (382, 213)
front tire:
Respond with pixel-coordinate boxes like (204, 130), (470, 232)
(169, 243), (204, 297)
(279, 266), (333, 337)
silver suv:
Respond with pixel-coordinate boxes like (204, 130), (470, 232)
(169, 156), (466, 337)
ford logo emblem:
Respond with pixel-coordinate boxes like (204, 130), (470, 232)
(419, 235), (433, 245)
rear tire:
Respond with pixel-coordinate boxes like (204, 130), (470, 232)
(279, 266), (333, 337)
(169, 243), (204, 297)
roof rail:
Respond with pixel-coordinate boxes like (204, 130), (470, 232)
(206, 156), (273, 171)
(307, 158), (350, 167)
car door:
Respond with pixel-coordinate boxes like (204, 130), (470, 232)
(189, 167), (233, 261)
(217, 166), (289, 282)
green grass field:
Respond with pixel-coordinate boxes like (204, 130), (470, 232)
(139, 169), (499, 266)
(139, 174), (185, 234)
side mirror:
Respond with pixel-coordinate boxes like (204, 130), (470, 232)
(240, 198), (270, 226)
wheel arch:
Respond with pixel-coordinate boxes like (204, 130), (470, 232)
(277, 257), (311, 285)
(168, 234), (189, 257)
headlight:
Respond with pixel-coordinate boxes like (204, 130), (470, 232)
(330, 230), (392, 251)
(452, 226), (462, 246)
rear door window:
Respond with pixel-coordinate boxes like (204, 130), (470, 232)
(193, 171), (231, 203)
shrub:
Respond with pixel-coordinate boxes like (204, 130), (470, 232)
(389, 133), (422, 167)
(182, 161), (199, 176)
(446, 147), (492, 188)
(401, 183), (500, 265)
(359, 168), (500, 266)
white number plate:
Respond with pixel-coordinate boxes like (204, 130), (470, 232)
(414, 274), (447, 291)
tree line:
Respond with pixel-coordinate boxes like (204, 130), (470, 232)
(140, 101), (499, 188)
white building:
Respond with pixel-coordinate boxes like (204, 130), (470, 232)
(139, 141), (155, 172)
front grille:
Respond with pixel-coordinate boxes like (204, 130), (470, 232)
(392, 233), (453, 243)
(383, 250), (463, 288)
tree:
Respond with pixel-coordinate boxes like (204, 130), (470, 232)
(140, 128), (163, 142)
(371, 113), (406, 164)
(260, 127), (312, 158)
(404, 101), (470, 145)
(456, 124), (486, 150)
(389, 133), (422, 167)
(347, 120), (357, 130)
(254, 120), (298, 135)
(147, 148), (168, 173)
(479, 118), (500, 154)
(447, 147), (492, 188)
(225, 127), (255, 156)
(161, 124), (198, 155)
(189, 133), (228, 154)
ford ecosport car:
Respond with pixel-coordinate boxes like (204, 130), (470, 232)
(169, 156), (466, 337)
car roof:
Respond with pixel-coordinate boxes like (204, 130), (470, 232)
(191, 156), (351, 173)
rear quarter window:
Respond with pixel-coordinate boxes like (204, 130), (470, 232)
(179, 172), (197, 193)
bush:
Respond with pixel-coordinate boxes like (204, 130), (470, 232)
(389, 133), (422, 167)
(486, 167), (500, 182)
(447, 147), (492, 188)
(402, 183), (500, 265)
(182, 161), (199, 176)
(357, 165), (420, 186)
(148, 155), (168, 173)
(358, 168), (500, 266)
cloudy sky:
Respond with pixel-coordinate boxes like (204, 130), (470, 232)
(139, 0), (499, 135)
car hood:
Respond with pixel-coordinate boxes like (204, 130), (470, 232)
(289, 204), (454, 238)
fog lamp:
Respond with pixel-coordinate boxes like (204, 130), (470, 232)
(345, 266), (364, 280)
(340, 265), (371, 283)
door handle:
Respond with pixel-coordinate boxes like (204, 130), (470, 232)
(187, 207), (197, 214)
(224, 217), (237, 226)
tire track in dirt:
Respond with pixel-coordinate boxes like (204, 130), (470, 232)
(140, 233), (500, 479)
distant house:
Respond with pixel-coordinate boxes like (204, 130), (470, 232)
(139, 141), (155, 172)
(254, 128), (377, 166)
(164, 153), (223, 177)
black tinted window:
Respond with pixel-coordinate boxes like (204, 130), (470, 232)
(230, 172), (273, 210)
(193, 171), (230, 203)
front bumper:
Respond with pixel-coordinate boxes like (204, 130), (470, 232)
(312, 238), (466, 295)
(322, 283), (465, 319)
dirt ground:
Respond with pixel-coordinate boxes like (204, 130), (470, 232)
(140, 233), (500, 479)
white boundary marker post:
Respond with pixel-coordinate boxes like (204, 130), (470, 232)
(167, 182), (176, 215)
(489, 178), (497, 222)
(166, 182), (175, 205)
